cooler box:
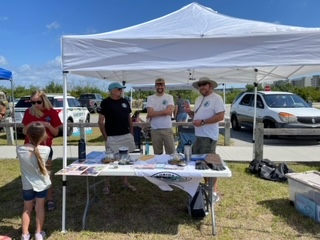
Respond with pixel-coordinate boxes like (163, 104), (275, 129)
(286, 171), (320, 221)
(286, 171), (320, 204)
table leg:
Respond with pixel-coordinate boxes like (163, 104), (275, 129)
(208, 177), (217, 236)
(82, 177), (98, 230)
(82, 177), (104, 230)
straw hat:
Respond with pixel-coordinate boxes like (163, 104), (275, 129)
(192, 77), (218, 89)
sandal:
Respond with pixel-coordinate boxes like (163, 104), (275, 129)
(103, 185), (111, 195)
(123, 183), (136, 192)
(46, 200), (56, 211)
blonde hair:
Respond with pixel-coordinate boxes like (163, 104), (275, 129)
(29, 90), (53, 118)
(26, 122), (48, 175)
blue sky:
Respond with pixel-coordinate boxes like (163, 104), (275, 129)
(1, 0), (320, 90)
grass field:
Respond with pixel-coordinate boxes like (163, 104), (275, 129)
(1, 160), (320, 240)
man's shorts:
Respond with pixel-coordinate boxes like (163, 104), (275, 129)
(192, 136), (217, 154)
(106, 133), (136, 153)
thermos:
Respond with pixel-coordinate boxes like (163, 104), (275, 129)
(184, 140), (192, 163)
(78, 139), (86, 162)
(145, 143), (149, 155)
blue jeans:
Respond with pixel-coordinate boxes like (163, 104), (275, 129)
(176, 113), (188, 122)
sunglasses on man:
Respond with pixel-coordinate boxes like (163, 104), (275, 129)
(198, 82), (209, 87)
(31, 100), (43, 105)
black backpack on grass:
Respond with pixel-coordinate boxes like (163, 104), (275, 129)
(188, 183), (210, 219)
(248, 158), (293, 182)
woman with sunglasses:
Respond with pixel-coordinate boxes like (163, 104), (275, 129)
(22, 90), (62, 211)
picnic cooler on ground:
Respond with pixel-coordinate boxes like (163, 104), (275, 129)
(286, 171), (320, 221)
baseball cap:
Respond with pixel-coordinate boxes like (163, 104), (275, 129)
(108, 82), (126, 91)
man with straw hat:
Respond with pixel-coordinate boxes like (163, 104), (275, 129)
(185, 77), (225, 201)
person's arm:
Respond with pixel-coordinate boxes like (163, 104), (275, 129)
(147, 105), (174, 117)
(41, 121), (59, 136)
(174, 104), (178, 119)
(129, 114), (133, 135)
(98, 114), (108, 140)
(193, 111), (225, 127)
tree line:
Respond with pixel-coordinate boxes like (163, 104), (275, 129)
(1, 80), (319, 105)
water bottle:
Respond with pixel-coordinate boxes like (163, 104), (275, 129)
(184, 140), (192, 163)
(78, 139), (86, 162)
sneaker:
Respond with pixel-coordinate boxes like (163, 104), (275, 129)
(34, 231), (46, 240)
(212, 192), (220, 203)
(21, 233), (30, 240)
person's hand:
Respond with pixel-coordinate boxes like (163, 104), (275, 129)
(165, 106), (174, 115)
(192, 119), (202, 127)
(41, 121), (51, 128)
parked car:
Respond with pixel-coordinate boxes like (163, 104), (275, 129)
(14, 94), (90, 136)
(230, 91), (320, 138)
(78, 93), (103, 113)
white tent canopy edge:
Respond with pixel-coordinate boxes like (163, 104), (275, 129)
(61, 2), (320, 85)
(60, 2), (320, 232)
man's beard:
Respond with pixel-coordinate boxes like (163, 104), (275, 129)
(156, 88), (164, 94)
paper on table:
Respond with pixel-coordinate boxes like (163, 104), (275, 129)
(138, 155), (155, 161)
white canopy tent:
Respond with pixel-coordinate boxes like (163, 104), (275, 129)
(60, 2), (320, 231)
(62, 2), (320, 85)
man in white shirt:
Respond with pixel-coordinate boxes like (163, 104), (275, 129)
(185, 77), (225, 201)
(146, 78), (175, 154)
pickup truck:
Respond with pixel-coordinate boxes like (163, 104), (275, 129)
(78, 93), (103, 113)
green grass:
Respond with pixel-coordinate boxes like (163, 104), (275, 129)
(1, 160), (320, 239)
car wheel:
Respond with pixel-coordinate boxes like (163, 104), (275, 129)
(263, 120), (276, 139)
(231, 115), (241, 131)
(67, 119), (73, 136)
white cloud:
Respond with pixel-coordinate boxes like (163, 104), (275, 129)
(11, 56), (109, 91)
(0, 16), (8, 21)
(0, 56), (8, 65)
(46, 21), (60, 30)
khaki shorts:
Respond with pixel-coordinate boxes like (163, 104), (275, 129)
(106, 133), (136, 153)
(150, 128), (175, 155)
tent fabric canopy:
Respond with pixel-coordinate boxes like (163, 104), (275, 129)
(61, 2), (320, 85)
(0, 68), (12, 80)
